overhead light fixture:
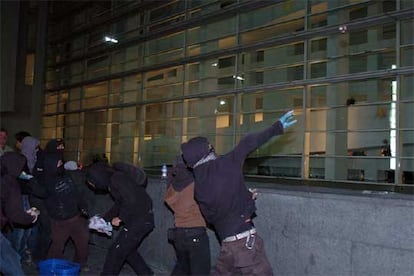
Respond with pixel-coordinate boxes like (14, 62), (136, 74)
(104, 36), (118, 44)
(233, 75), (244, 81)
(211, 62), (218, 67)
(219, 100), (226, 105)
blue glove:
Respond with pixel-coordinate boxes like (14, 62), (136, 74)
(279, 110), (297, 129)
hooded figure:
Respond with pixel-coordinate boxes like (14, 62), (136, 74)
(21, 136), (40, 173)
(0, 152), (37, 229)
(44, 138), (64, 154)
(0, 152), (37, 276)
(86, 162), (154, 276)
(180, 137), (211, 168)
(43, 153), (86, 220)
(180, 110), (296, 276)
(86, 162), (113, 191)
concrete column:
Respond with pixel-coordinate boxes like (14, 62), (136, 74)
(324, 5), (349, 180)
(32, 1), (48, 137)
(0, 1), (20, 111)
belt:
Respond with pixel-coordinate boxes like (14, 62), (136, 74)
(223, 228), (256, 242)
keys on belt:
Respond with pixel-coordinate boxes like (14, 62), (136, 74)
(222, 228), (256, 242)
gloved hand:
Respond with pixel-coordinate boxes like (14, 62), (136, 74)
(80, 209), (89, 218)
(279, 110), (297, 129)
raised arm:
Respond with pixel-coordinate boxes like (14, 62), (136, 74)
(231, 110), (297, 162)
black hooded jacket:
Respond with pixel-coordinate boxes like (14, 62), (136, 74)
(43, 152), (87, 220)
(87, 162), (153, 226)
(181, 121), (284, 240)
(0, 152), (35, 229)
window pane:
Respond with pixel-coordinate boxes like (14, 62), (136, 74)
(144, 66), (183, 100)
(401, 75), (414, 101)
(240, 2), (305, 45)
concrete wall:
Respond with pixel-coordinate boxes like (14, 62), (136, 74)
(92, 177), (414, 275)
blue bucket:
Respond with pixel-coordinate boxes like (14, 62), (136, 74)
(38, 258), (80, 276)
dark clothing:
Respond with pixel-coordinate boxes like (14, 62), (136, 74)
(213, 234), (272, 276)
(0, 152), (36, 229)
(180, 137), (210, 168)
(48, 214), (89, 267)
(0, 152), (36, 275)
(66, 168), (95, 216)
(101, 217), (154, 276)
(181, 121), (284, 240)
(112, 162), (148, 187)
(87, 162), (154, 276)
(43, 153), (87, 220)
(170, 227), (211, 276)
(30, 196), (50, 260)
(28, 149), (52, 260)
(44, 138), (64, 154)
(167, 155), (194, 192)
(42, 151), (89, 266)
(96, 169), (153, 226)
(45, 174), (86, 220)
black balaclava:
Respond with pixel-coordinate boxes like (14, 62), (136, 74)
(44, 153), (64, 176)
(44, 138), (64, 154)
(167, 155), (194, 191)
(86, 162), (114, 191)
(180, 137), (210, 168)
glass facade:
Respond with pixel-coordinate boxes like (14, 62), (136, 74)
(42, 0), (414, 187)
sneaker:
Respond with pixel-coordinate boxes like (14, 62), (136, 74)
(22, 250), (36, 267)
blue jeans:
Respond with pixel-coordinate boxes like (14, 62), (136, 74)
(0, 232), (25, 275)
(5, 195), (34, 260)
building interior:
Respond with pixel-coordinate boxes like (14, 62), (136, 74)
(1, 0), (413, 189)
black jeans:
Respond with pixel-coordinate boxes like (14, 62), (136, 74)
(101, 217), (154, 276)
(170, 227), (211, 276)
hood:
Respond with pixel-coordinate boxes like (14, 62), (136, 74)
(0, 152), (27, 177)
(43, 152), (64, 175)
(112, 162), (147, 187)
(167, 155), (194, 191)
(21, 136), (40, 173)
(86, 162), (114, 191)
(44, 138), (64, 153)
(180, 136), (210, 167)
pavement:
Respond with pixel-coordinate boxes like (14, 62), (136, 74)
(22, 242), (165, 276)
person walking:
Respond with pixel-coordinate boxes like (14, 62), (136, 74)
(0, 152), (39, 275)
(180, 110), (297, 276)
(165, 155), (211, 275)
(86, 162), (154, 276)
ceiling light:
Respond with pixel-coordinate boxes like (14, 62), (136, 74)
(104, 36), (118, 44)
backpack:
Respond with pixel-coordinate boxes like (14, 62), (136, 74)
(112, 162), (147, 187)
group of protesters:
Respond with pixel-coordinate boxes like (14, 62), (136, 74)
(0, 109), (296, 276)
(0, 129), (92, 275)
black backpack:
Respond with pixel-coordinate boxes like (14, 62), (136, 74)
(112, 162), (147, 187)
